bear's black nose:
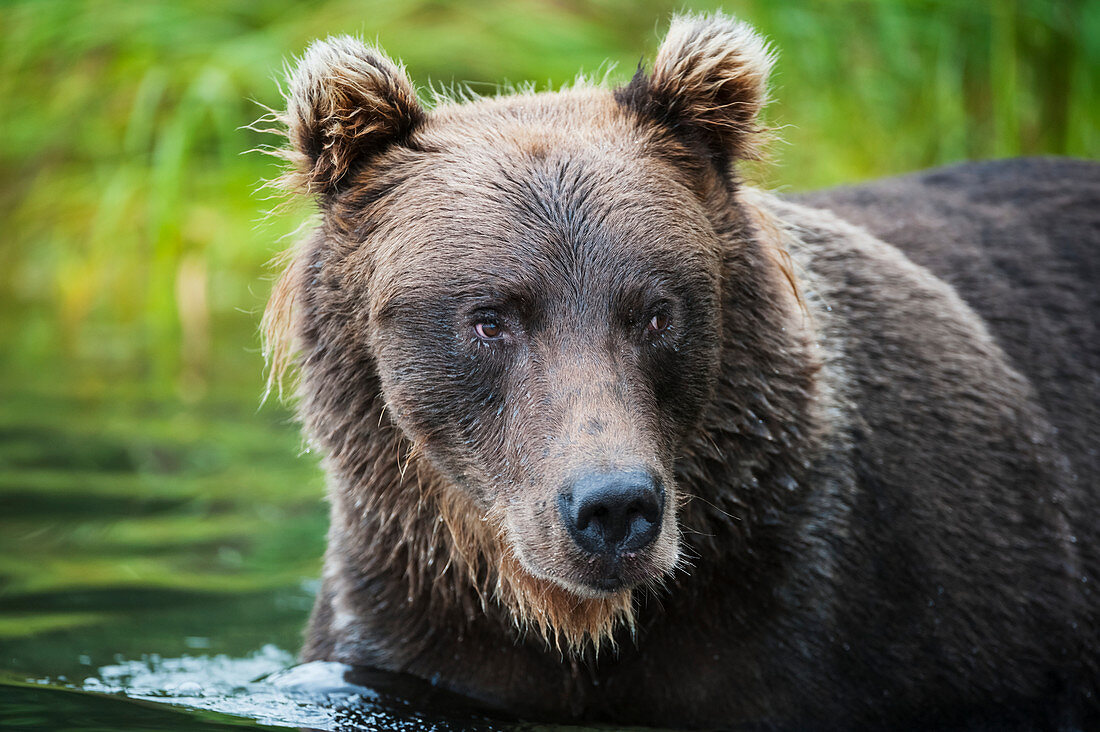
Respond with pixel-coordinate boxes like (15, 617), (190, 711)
(559, 471), (664, 557)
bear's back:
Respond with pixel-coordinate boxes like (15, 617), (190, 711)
(794, 158), (1099, 508)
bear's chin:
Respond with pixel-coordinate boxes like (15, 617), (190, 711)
(493, 547), (640, 652)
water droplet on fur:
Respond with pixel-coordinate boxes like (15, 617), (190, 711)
(749, 419), (773, 440)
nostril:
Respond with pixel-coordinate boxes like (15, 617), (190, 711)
(558, 470), (665, 557)
(592, 506), (609, 522)
(626, 499), (653, 521)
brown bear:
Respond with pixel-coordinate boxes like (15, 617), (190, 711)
(262, 13), (1100, 730)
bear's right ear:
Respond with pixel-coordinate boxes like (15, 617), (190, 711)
(616, 13), (775, 170)
(281, 36), (424, 195)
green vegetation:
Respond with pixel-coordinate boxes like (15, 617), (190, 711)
(1, 0), (1096, 386)
(0, 0), (1096, 674)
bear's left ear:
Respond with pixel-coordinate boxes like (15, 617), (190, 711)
(616, 13), (775, 169)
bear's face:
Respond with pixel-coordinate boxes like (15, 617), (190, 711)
(268, 16), (775, 644)
(357, 97), (727, 597)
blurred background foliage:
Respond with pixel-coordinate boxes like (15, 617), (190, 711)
(0, 0), (1097, 677)
(1, 0), (1096, 388)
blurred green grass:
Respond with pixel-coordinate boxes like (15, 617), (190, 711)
(1, 0), (1096, 389)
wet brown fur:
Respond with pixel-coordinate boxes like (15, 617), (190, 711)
(262, 12), (1099, 729)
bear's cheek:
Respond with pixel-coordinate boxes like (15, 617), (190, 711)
(650, 350), (719, 443)
(369, 330), (527, 488)
(645, 299), (723, 436)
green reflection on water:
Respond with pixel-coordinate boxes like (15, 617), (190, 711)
(0, 333), (325, 683)
(1, 680), (284, 731)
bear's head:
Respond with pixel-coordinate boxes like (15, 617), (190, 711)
(266, 14), (799, 651)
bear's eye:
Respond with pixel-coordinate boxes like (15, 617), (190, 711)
(474, 320), (505, 340)
(646, 313), (670, 333)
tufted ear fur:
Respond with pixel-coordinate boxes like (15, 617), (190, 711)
(616, 13), (775, 170)
(281, 36), (424, 195)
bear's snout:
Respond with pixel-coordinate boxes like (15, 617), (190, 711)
(558, 470), (664, 559)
